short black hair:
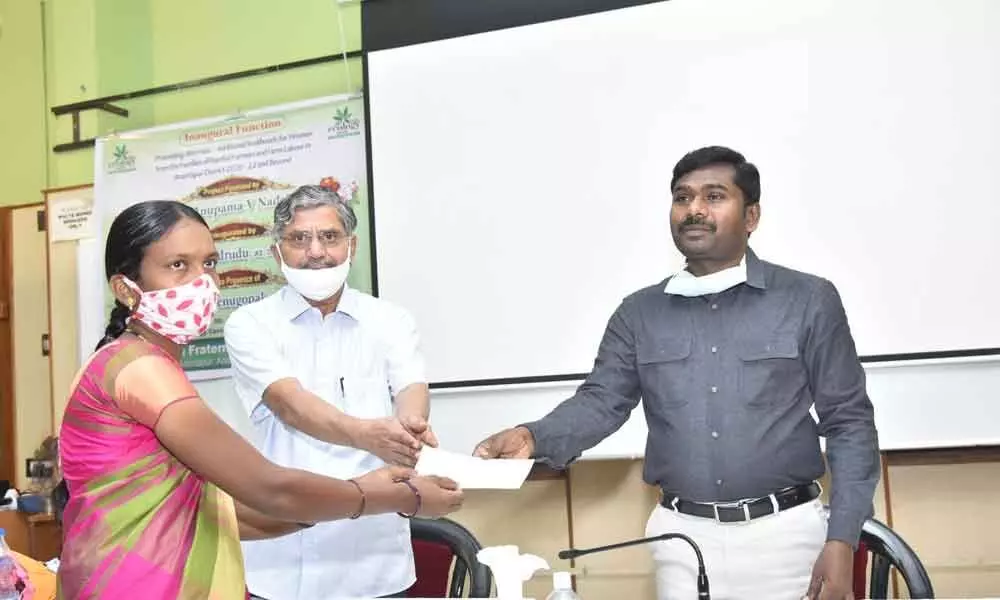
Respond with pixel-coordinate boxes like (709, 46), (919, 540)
(671, 146), (761, 205)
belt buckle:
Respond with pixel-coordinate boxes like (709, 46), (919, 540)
(712, 499), (751, 523)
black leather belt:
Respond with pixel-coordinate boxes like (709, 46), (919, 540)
(660, 482), (821, 523)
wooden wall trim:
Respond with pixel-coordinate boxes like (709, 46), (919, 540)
(0, 201), (44, 210)
(42, 184), (92, 194)
(884, 446), (1000, 467)
(0, 210), (16, 483)
(43, 184), (93, 433)
(564, 468), (577, 579)
(42, 191), (57, 434)
(880, 453), (900, 596)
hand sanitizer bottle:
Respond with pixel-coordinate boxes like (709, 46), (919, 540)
(545, 571), (580, 600)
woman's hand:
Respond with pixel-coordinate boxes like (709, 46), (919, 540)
(351, 467), (463, 518)
(355, 464), (415, 489)
(409, 475), (465, 518)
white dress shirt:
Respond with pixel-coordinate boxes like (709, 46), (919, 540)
(224, 285), (426, 599)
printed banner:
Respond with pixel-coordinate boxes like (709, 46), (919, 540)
(93, 95), (370, 380)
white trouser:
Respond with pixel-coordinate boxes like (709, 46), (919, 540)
(645, 498), (828, 600)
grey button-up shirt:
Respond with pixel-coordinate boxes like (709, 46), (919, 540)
(524, 249), (880, 545)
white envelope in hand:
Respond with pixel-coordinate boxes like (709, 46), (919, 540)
(415, 446), (534, 490)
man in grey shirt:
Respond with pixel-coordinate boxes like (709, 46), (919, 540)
(475, 146), (879, 600)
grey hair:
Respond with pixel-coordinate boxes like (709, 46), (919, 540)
(272, 185), (358, 241)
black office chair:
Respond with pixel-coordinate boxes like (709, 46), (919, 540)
(859, 517), (934, 599)
(408, 517), (492, 598)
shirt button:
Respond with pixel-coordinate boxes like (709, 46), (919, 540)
(711, 431), (719, 439)
(710, 386), (718, 393)
(711, 346), (718, 353)
(711, 303), (719, 310)
(716, 479), (723, 486)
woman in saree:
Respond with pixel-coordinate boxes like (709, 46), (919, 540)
(57, 200), (463, 599)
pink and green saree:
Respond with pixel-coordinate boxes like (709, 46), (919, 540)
(58, 338), (245, 599)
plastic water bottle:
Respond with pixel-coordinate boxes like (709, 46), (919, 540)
(0, 528), (21, 600)
(545, 571), (581, 600)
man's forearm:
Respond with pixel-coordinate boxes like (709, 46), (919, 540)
(263, 379), (363, 448)
(525, 304), (641, 468)
(393, 383), (430, 420)
(524, 383), (638, 468)
(236, 499), (308, 541)
(806, 280), (881, 548)
(820, 385), (879, 547)
(823, 382), (880, 547)
(826, 429), (880, 547)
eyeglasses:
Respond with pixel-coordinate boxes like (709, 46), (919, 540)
(281, 230), (351, 250)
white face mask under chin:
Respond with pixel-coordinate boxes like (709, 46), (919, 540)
(663, 260), (748, 297)
(277, 245), (352, 301)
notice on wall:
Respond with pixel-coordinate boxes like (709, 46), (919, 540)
(48, 187), (96, 242)
(93, 94), (369, 380)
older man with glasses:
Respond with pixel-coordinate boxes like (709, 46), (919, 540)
(225, 185), (437, 600)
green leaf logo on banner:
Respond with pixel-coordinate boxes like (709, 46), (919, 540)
(334, 107), (353, 123)
(106, 143), (137, 174)
(330, 105), (361, 138)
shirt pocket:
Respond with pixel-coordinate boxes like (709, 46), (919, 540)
(637, 337), (692, 408)
(342, 376), (393, 419)
(737, 336), (803, 408)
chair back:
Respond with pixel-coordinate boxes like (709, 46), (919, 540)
(51, 480), (69, 524)
(859, 517), (934, 599)
(852, 540), (869, 599)
(407, 517), (492, 598)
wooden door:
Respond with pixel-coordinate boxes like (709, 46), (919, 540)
(0, 210), (15, 484)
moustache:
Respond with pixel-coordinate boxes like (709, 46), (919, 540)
(302, 260), (338, 269)
(679, 216), (717, 232)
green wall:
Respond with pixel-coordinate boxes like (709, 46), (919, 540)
(3, 0), (362, 190)
(0, 0), (48, 207)
(2, 0), (367, 285)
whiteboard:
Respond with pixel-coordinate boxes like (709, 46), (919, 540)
(368, 0), (1000, 385)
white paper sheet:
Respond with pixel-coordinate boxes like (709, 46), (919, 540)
(415, 446), (534, 489)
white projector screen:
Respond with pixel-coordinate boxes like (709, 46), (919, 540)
(368, 0), (1000, 384)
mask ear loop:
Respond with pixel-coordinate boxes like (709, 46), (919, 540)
(275, 243), (287, 267)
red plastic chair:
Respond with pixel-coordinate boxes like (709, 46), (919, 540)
(854, 518), (934, 599)
(408, 538), (458, 597)
(405, 518), (492, 598)
(853, 541), (869, 599)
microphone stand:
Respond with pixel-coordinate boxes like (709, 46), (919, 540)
(558, 532), (710, 600)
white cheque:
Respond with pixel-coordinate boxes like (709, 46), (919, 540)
(414, 446), (534, 490)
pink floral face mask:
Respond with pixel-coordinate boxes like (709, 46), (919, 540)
(123, 274), (220, 345)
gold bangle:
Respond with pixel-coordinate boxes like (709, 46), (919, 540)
(347, 478), (366, 519)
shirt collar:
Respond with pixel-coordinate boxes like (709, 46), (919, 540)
(745, 247), (767, 290)
(278, 285), (360, 321)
